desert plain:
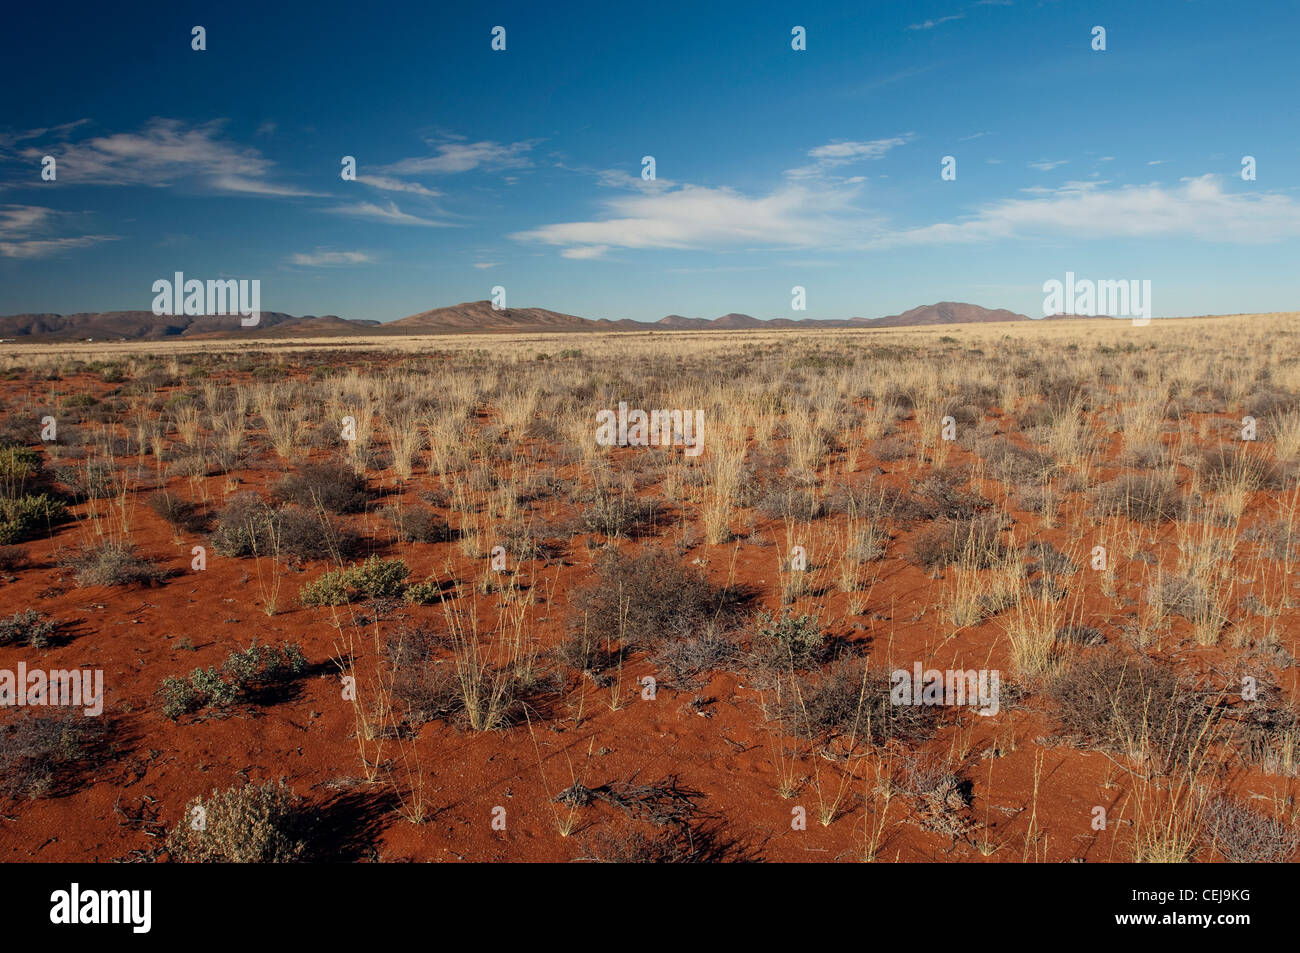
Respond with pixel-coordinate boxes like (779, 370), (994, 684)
(1, 313), (1298, 863)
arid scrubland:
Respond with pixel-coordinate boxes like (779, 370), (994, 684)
(1, 314), (1299, 862)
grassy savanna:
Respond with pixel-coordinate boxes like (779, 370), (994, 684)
(0, 312), (1297, 862)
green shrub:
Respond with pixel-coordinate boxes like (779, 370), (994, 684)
(158, 640), (307, 719)
(0, 447), (62, 543)
(752, 610), (827, 670)
(299, 570), (352, 607)
(0, 493), (66, 544)
(299, 556), (411, 606)
(348, 555), (410, 598)
(0, 446), (44, 497)
(0, 610), (58, 648)
(404, 578), (442, 605)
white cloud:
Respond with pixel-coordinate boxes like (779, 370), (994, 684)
(909, 14), (964, 29)
(1028, 159), (1068, 171)
(787, 136), (911, 178)
(0, 235), (118, 259)
(8, 118), (319, 197)
(357, 175), (443, 197)
(561, 245), (608, 259)
(288, 249), (375, 266)
(515, 159), (1300, 257)
(513, 181), (871, 254)
(326, 201), (450, 227)
(870, 175), (1300, 247)
(473, 261), (499, 269)
(593, 168), (675, 191)
(0, 204), (54, 235)
(382, 139), (536, 176)
(0, 203), (117, 258)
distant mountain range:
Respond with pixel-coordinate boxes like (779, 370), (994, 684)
(0, 310), (382, 341)
(0, 300), (1040, 341)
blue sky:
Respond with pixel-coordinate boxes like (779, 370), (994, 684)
(2, 0), (1298, 322)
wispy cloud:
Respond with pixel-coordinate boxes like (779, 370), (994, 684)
(786, 136), (912, 179)
(0, 235), (118, 259)
(4, 118), (320, 197)
(0, 205), (54, 234)
(381, 138), (537, 177)
(0, 203), (117, 258)
(869, 175), (1300, 247)
(513, 180), (870, 254)
(561, 245), (609, 259)
(356, 175), (443, 198)
(592, 168), (675, 191)
(325, 201), (450, 227)
(288, 249), (375, 266)
(908, 14), (964, 30)
(1028, 158), (1069, 171)
(516, 149), (1300, 258)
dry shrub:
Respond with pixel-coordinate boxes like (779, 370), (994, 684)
(62, 542), (164, 588)
(894, 751), (974, 835)
(211, 493), (356, 560)
(1091, 473), (1184, 523)
(274, 504), (359, 560)
(651, 630), (739, 688)
(0, 544), (27, 570)
(165, 780), (308, 862)
(977, 437), (1056, 483)
(771, 660), (934, 748)
(587, 819), (750, 862)
(271, 462), (369, 513)
(1049, 650), (1208, 769)
(385, 627), (459, 724)
(1200, 794), (1299, 862)
(756, 476), (824, 522)
(576, 484), (656, 537)
(0, 711), (110, 800)
(570, 549), (734, 651)
(380, 504), (453, 544)
(911, 467), (990, 520)
(148, 490), (208, 533)
(908, 515), (1005, 572)
(209, 492), (273, 556)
